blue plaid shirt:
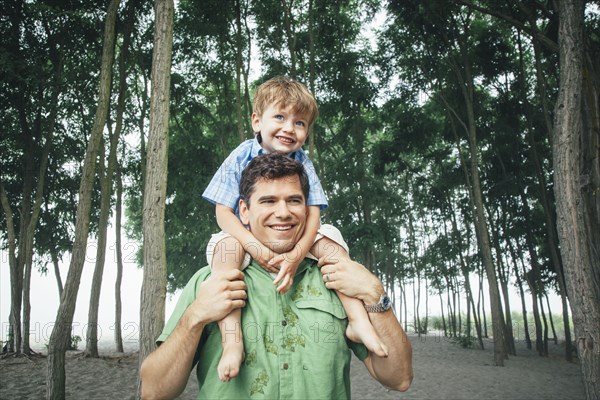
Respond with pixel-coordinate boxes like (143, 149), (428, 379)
(202, 138), (328, 215)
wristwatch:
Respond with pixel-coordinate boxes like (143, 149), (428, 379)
(364, 293), (392, 313)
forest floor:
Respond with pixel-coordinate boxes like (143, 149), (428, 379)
(0, 333), (585, 399)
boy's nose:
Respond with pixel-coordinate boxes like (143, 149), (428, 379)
(283, 120), (295, 132)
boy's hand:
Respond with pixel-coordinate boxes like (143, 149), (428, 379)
(244, 241), (280, 273)
(270, 253), (302, 294)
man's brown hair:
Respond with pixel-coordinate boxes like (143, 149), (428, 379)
(239, 153), (309, 206)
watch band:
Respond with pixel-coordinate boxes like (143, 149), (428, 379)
(364, 293), (391, 313)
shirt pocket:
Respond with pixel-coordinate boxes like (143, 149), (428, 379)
(294, 298), (348, 349)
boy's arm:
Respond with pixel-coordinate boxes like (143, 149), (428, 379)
(272, 205), (320, 292)
(215, 204), (279, 271)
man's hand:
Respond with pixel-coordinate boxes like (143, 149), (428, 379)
(189, 269), (248, 326)
(270, 252), (302, 293)
(318, 256), (383, 304)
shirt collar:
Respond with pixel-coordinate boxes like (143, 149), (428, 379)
(250, 136), (264, 158)
(248, 258), (315, 277)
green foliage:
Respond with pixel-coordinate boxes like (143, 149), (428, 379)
(68, 335), (82, 351)
(450, 334), (476, 349)
(5, 0), (599, 326)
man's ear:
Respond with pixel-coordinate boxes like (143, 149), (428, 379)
(239, 199), (250, 225)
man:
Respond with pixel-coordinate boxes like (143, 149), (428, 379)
(140, 153), (413, 399)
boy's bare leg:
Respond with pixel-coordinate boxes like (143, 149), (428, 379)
(212, 236), (246, 381)
(312, 237), (389, 357)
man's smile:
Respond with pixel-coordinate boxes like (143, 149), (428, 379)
(269, 224), (295, 231)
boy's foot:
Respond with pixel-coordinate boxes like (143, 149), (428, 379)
(218, 343), (245, 382)
(346, 319), (389, 358)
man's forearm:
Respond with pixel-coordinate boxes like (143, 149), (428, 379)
(318, 259), (413, 391)
(366, 309), (413, 391)
(140, 312), (205, 399)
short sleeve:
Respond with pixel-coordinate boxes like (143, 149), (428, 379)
(156, 267), (212, 344)
(301, 157), (328, 210)
(202, 143), (250, 211)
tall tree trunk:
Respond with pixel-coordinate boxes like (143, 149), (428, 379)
(439, 293), (447, 337)
(539, 292), (550, 356)
(51, 248), (63, 298)
(0, 183), (19, 353)
(444, 89), (506, 363)
(46, 0), (119, 397)
(114, 162), (124, 353)
(545, 293), (558, 345)
(553, 3), (600, 397)
(138, 0), (174, 390)
(478, 265), (488, 338)
(489, 211), (515, 356)
(85, 3), (132, 357)
(307, 0), (316, 157)
(518, 30), (574, 362)
(524, 263), (545, 356)
(234, 0), (245, 143)
(504, 222), (532, 350)
(281, 0), (297, 78)
(85, 138), (109, 358)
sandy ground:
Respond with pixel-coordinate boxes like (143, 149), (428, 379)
(0, 334), (585, 399)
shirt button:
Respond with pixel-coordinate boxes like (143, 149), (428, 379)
(281, 320), (287, 326)
(283, 363), (289, 370)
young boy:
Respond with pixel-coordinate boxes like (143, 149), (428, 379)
(202, 76), (388, 382)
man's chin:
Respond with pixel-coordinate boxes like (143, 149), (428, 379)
(266, 241), (297, 255)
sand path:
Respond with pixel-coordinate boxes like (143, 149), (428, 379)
(0, 334), (585, 399)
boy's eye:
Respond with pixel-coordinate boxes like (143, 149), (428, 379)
(274, 115), (284, 121)
(295, 121), (306, 127)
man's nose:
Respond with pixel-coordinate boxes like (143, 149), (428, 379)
(274, 201), (291, 218)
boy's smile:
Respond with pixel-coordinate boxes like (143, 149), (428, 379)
(252, 103), (309, 154)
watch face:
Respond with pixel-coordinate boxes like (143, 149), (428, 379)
(382, 295), (391, 310)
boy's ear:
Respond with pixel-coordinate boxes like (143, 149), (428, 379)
(251, 112), (261, 133)
(239, 199), (250, 225)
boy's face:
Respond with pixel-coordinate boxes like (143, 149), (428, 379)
(252, 103), (309, 154)
(239, 175), (307, 254)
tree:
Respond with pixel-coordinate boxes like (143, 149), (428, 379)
(138, 0), (174, 385)
(85, 0), (136, 358)
(552, 1), (600, 398)
(0, 0), (65, 355)
(45, 0), (120, 397)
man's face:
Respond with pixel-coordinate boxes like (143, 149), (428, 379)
(252, 103), (309, 154)
(239, 175), (307, 254)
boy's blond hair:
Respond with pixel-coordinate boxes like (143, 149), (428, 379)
(253, 76), (319, 132)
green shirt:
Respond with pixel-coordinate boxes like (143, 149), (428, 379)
(157, 259), (368, 399)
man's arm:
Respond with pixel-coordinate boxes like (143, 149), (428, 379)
(215, 204), (278, 270)
(319, 258), (413, 392)
(140, 270), (247, 399)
